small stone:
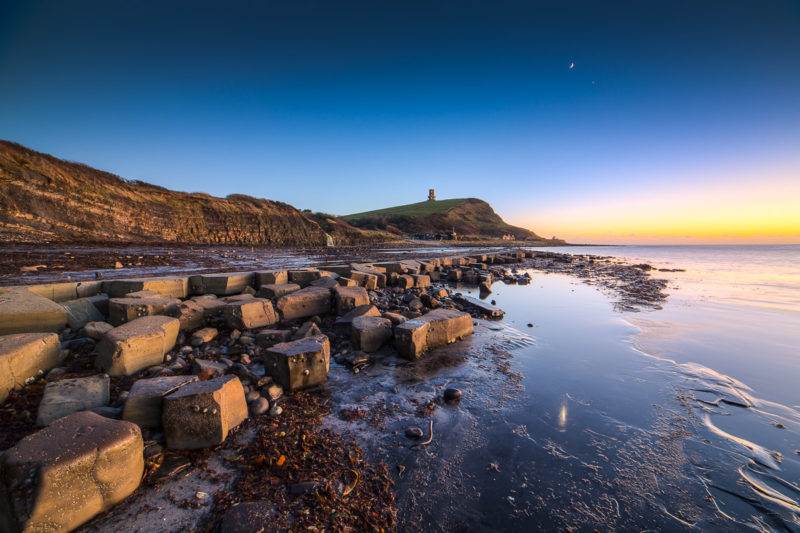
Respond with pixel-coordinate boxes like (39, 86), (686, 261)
(245, 390), (260, 403)
(115, 261), (123, 269)
(268, 405), (283, 417)
(444, 388), (462, 402)
(527, 323), (533, 328)
(405, 426), (424, 440)
(249, 397), (269, 416)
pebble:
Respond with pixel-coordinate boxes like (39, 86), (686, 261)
(405, 426), (424, 440)
(527, 323), (533, 328)
(239, 336), (254, 345)
(249, 397), (269, 416)
(444, 388), (462, 402)
(268, 405), (283, 417)
(245, 390), (261, 403)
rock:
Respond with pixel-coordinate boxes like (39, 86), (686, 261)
(95, 316), (180, 376)
(192, 358), (228, 379)
(255, 270), (289, 287)
(162, 374), (248, 450)
(36, 375), (110, 426)
(382, 312), (407, 325)
(351, 316), (393, 352)
(0, 412), (143, 533)
(0, 288), (68, 335)
(263, 334), (330, 391)
(275, 286), (332, 321)
(408, 298), (423, 311)
(479, 281), (492, 296)
(114, 261), (123, 268)
(453, 294), (504, 318)
(190, 272), (255, 296)
(263, 383), (283, 402)
(223, 298), (279, 330)
(527, 323), (533, 328)
(288, 269), (330, 288)
(239, 335), (255, 345)
(332, 285), (370, 315)
(84, 321), (114, 340)
(394, 309), (474, 359)
(444, 388), (462, 402)
(349, 271), (378, 290)
(220, 501), (278, 533)
(405, 426), (424, 439)
(249, 397), (269, 416)
(106, 277), (189, 299)
(122, 375), (198, 428)
(62, 297), (105, 330)
(45, 367), (67, 381)
(256, 283), (301, 299)
(255, 328), (293, 347)
(291, 320), (323, 340)
(191, 327), (219, 346)
(269, 405), (283, 417)
(108, 297), (181, 326)
(334, 304), (381, 329)
(0, 333), (62, 404)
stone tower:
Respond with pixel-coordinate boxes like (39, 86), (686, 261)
(428, 189), (436, 201)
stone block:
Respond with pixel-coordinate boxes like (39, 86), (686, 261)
(108, 297), (181, 327)
(309, 276), (340, 289)
(291, 320), (322, 340)
(191, 327), (218, 346)
(224, 298), (279, 330)
(348, 271), (378, 290)
(0, 412), (143, 533)
(0, 333), (62, 404)
(95, 316), (180, 376)
(412, 275), (431, 288)
(124, 290), (162, 299)
(23, 281), (103, 302)
(336, 277), (357, 287)
(350, 264), (387, 288)
(288, 269), (330, 288)
(190, 272), (255, 296)
(255, 270), (289, 287)
(106, 277), (189, 299)
(0, 288), (68, 335)
(275, 286), (332, 321)
(447, 270), (462, 282)
(169, 298), (226, 331)
(162, 375), (248, 450)
(256, 283), (300, 299)
(352, 316), (393, 352)
(255, 329), (293, 347)
(192, 358), (228, 379)
(36, 375), (110, 426)
(396, 275), (414, 288)
(84, 321), (113, 340)
(62, 298), (105, 329)
(394, 309), (473, 359)
(122, 375), (198, 428)
(332, 285), (369, 315)
(264, 335), (330, 391)
(453, 294), (505, 318)
(382, 312), (407, 325)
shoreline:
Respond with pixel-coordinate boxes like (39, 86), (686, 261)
(0, 249), (670, 532)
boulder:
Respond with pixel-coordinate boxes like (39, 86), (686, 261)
(394, 309), (473, 359)
(62, 298), (106, 329)
(190, 272), (255, 296)
(264, 335), (330, 391)
(0, 333), (62, 404)
(223, 298), (279, 329)
(275, 286), (332, 321)
(162, 375), (248, 450)
(255, 329), (293, 348)
(256, 283), (300, 299)
(332, 285), (369, 315)
(191, 327), (218, 346)
(0, 412), (143, 533)
(0, 288), (68, 335)
(351, 316), (393, 352)
(95, 316), (180, 376)
(36, 375), (110, 426)
(106, 277), (189, 299)
(108, 297), (181, 326)
(288, 269), (330, 288)
(255, 270), (289, 287)
(122, 375), (198, 428)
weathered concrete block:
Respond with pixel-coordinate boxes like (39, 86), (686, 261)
(256, 283), (300, 299)
(348, 271), (378, 290)
(224, 298), (278, 330)
(191, 327), (218, 346)
(108, 297), (181, 327)
(336, 277), (357, 287)
(394, 309), (473, 359)
(352, 316), (393, 352)
(106, 277), (189, 299)
(0, 333), (62, 404)
(0, 288), (68, 335)
(190, 272), (255, 296)
(350, 264), (386, 288)
(192, 358), (228, 379)
(95, 316), (180, 376)
(447, 270), (462, 282)
(453, 294), (504, 318)
(382, 312), (407, 325)
(84, 321), (113, 340)
(412, 275), (431, 288)
(61, 298), (106, 330)
(310, 276), (340, 289)
(255, 329), (292, 347)
(397, 275), (415, 289)
(332, 285), (369, 315)
(291, 320), (323, 340)
(288, 269), (330, 288)
(0, 411), (143, 533)
(36, 375), (110, 426)
(23, 281), (103, 302)
(275, 286), (332, 321)
(264, 335), (330, 391)
(122, 375), (198, 429)
(162, 375), (248, 450)
(168, 298), (226, 331)
(124, 290), (161, 299)
(255, 270), (289, 287)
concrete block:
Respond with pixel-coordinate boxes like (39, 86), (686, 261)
(288, 269), (330, 288)
(36, 375), (110, 426)
(264, 334), (330, 391)
(190, 272), (255, 296)
(62, 298), (106, 329)
(122, 375), (198, 429)
(0, 333), (62, 404)
(348, 271), (378, 290)
(255, 270), (288, 287)
(0, 288), (68, 335)
(351, 316), (393, 352)
(106, 277), (189, 299)
(275, 286), (332, 321)
(95, 316), (180, 376)
(256, 283), (300, 299)
(108, 297), (181, 326)
(394, 309), (473, 359)
(255, 329), (292, 348)
(223, 298), (279, 330)
(332, 285), (369, 315)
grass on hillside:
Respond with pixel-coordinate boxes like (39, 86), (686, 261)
(342, 198), (471, 220)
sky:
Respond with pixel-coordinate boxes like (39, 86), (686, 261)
(1, 0), (799, 244)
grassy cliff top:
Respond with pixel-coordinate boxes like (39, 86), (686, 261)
(343, 198), (472, 220)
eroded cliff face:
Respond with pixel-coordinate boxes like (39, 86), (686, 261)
(0, 141), (364, 246)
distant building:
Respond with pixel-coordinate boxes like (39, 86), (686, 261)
(428, 189), (436, 201)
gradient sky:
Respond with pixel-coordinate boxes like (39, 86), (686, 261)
(1, 0), (799, 244)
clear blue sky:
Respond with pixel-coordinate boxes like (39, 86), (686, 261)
(1, 1), (799, 242)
